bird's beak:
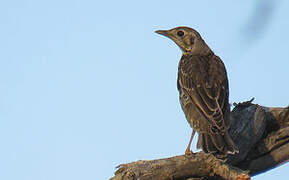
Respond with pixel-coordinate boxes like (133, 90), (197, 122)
(155, 30), (169, 37)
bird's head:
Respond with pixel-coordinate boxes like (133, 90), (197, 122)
(155, 26), (211, 55)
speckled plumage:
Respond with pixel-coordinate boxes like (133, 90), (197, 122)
(156, 26), (238, 155)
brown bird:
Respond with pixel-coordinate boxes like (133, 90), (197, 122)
(156, 27), (238, 156)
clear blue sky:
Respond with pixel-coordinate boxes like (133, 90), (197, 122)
(0, 0), (288, 179)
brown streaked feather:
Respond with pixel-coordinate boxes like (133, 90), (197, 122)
(178, 54), (229, 134)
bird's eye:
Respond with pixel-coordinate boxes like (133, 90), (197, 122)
(177, 31), (184, 37)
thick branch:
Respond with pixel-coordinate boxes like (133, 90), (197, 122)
(110, 103), (289, 180)
(111, 152), (249, 180)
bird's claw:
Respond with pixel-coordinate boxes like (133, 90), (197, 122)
(236, 174), (251, 180)
(185, 149), (194, 156)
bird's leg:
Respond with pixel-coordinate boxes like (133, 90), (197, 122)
(185, 129), (195, 155)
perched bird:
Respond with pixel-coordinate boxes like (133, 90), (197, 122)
(156, 27), (238, 156)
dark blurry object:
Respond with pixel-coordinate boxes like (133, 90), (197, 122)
(243, 0), (279, 42)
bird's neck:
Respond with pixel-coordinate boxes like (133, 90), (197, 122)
(183, 40), (212, 56)
(183, 48), (213, 56)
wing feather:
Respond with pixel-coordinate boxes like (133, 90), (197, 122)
(178, 54), (229, 134)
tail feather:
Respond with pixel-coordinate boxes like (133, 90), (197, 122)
(224, 132), (239, 154)
(197, 132), (238, 155)
(210, 133), (225, 152)
(197, 134), (202, 150)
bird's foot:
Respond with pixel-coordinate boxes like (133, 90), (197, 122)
(236, 174), (251, 180)
(185, 149), (194, 156)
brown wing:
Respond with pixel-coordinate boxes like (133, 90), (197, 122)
(178, 54), (230, 134)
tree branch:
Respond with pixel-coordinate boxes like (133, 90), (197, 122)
(110, 102), (289, 180)
(111, 153), (249, 180)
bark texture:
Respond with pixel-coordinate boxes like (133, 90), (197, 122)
(110, 101), (289, 180)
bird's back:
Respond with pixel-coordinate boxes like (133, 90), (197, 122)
(177, 52), (230, 130)
(177, 53), (237, 154)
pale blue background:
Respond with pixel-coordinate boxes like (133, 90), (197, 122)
(0, 0), (288, 179)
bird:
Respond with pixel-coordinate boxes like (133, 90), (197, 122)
(155, 26), (238, 156)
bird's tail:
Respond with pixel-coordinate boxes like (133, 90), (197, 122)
(197, 132), (239, 155)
